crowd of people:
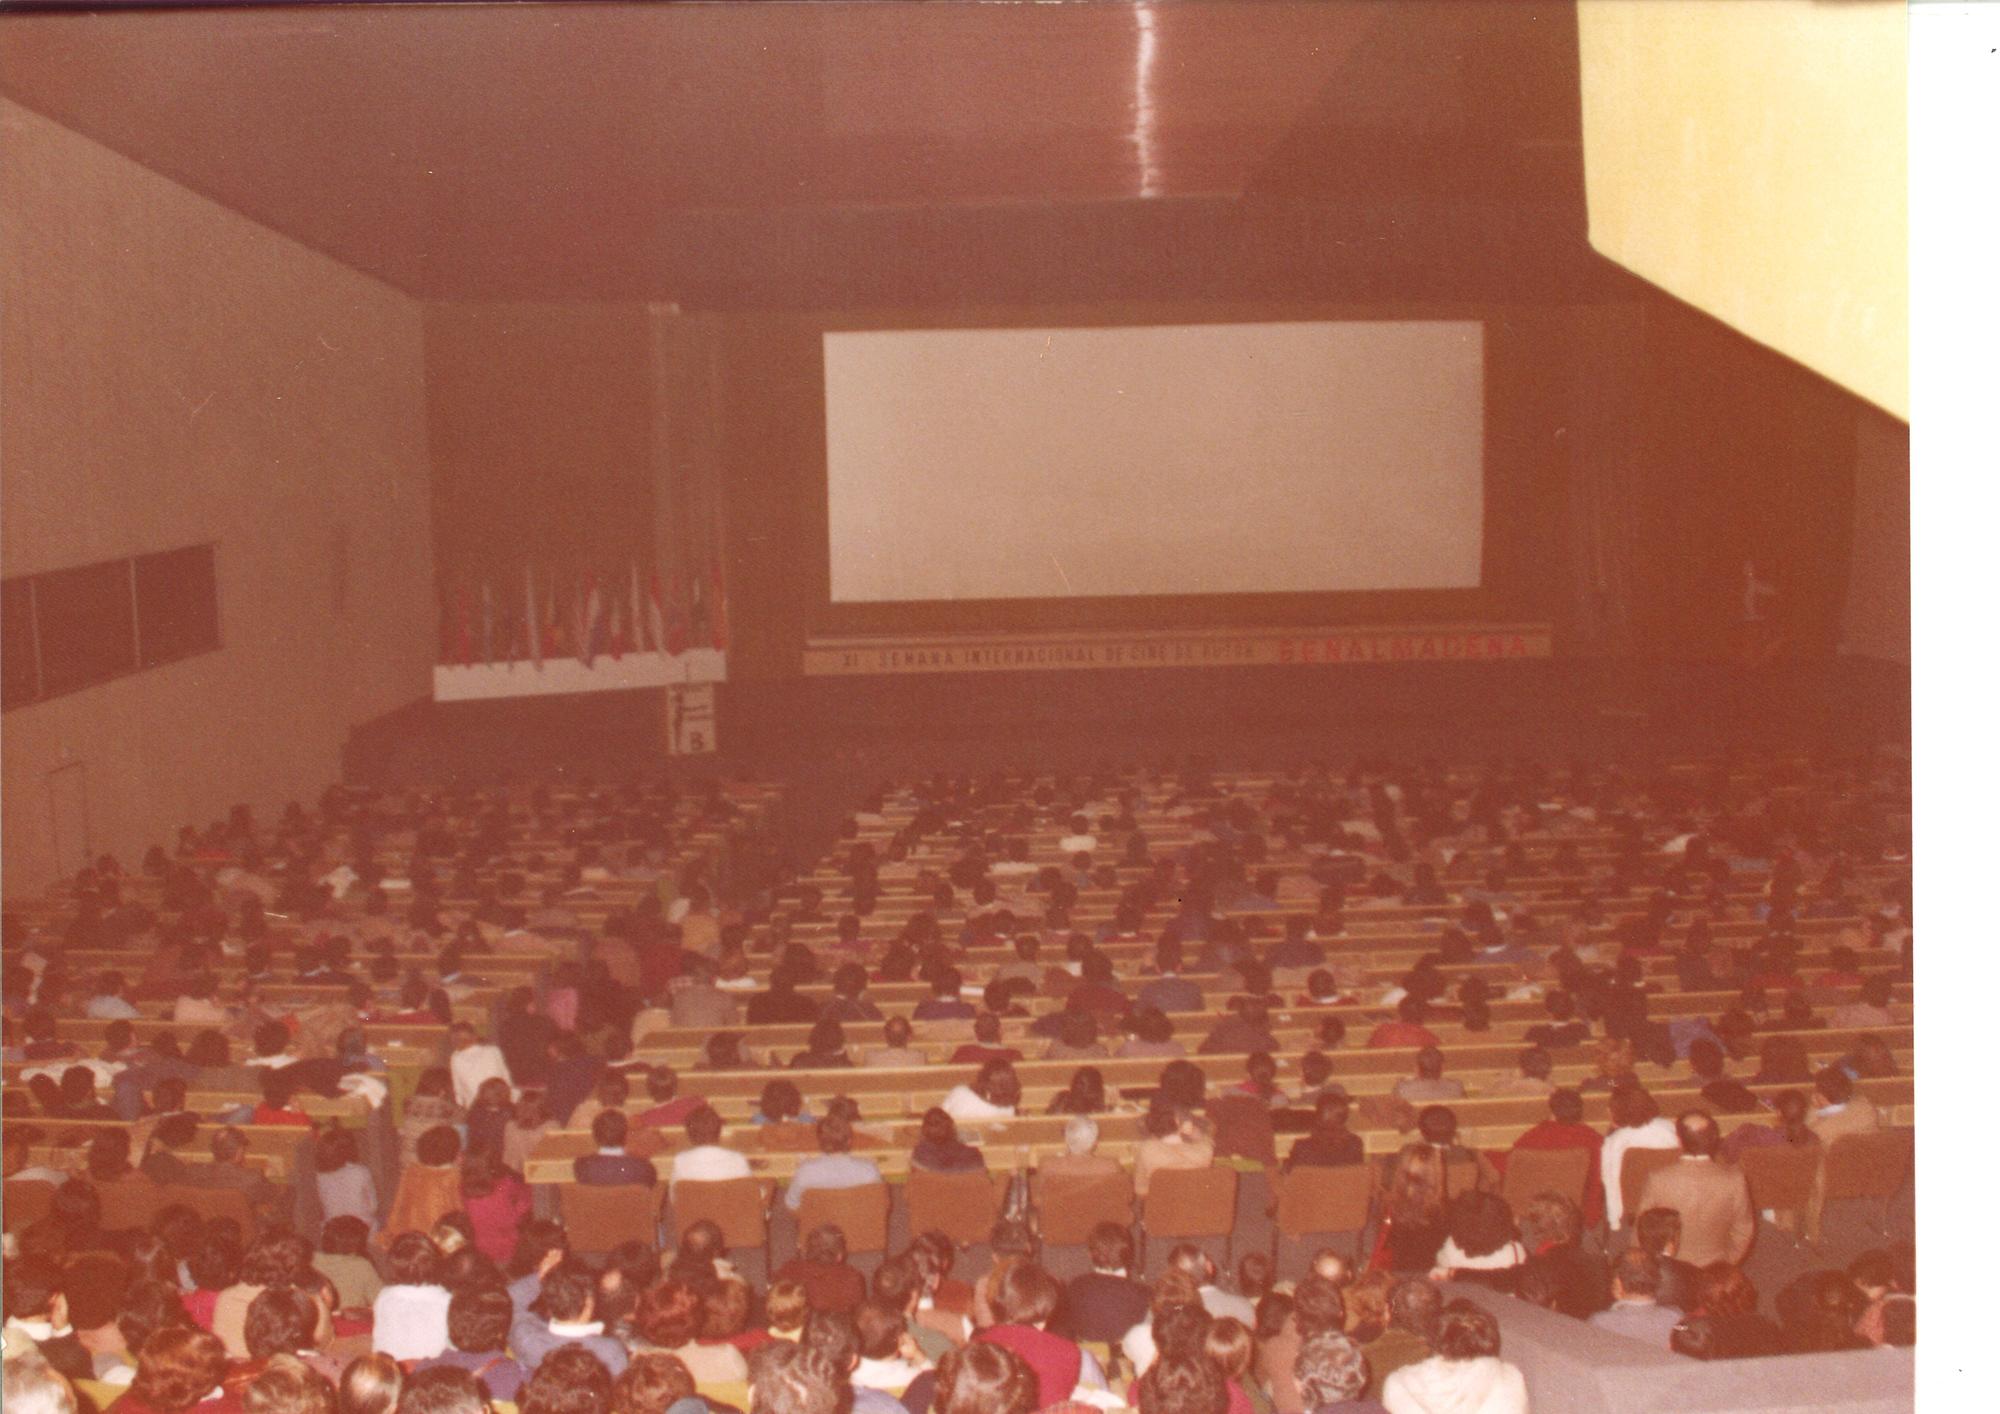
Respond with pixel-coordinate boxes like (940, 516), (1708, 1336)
(2, 758), (1915, 1412)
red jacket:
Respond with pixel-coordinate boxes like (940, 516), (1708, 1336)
(978, 1324), (1081, 1408)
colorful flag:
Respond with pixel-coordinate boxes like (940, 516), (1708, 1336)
(648, 572), (670, 659)
(629, 564), (648, 654)
(479, 582), (496, 665)
(574, 572), (602, 667)
(690, 565), (709, 646)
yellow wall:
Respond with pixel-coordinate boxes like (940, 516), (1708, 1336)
(1577, 0), (1906, 419)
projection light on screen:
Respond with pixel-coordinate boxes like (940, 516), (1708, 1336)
(824, 321), (1484, 604)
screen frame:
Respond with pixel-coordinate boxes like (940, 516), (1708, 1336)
(803, 303), (1537, 638)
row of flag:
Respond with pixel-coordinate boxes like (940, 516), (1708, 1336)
(442, 563), (727, 668)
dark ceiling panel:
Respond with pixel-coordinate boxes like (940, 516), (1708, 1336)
(0, 1), (1592, 306)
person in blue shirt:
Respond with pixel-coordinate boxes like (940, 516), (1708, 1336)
(785, 1110), (883, 1212)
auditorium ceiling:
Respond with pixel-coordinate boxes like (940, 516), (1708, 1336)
(0, 0), (1607, 307)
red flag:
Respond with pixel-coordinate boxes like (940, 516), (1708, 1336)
(648, 572), (670, 659)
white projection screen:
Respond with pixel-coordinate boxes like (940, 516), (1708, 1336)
(824, 322), (1485, 604)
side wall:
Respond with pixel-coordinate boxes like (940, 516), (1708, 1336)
(1, 99), (435, 891)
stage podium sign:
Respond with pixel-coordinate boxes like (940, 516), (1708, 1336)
(667, 681), (718, 755)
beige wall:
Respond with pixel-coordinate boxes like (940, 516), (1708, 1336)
(1, 99), (435, 891)
(1577, 0), (1906, 419)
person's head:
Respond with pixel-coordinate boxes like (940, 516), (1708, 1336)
(799, 1308), (861, 1374)
(519, 1345), (615, 1414)
(1136, 1355), (1229, 1414)
(1311, 1091), (1352, 1136)
(416, 1125), (463, 1168)
(1814, 1065), (1855, 1106)
(1294, 1329), (1371, 1408)
(747, 1342), (843, 1414)
(1776, 1269), (1869, 1352)
(337, 1353), (403, 1414)
(1695, 1263), (1759, 1319)
(1417, 1105), (1458, 1146)
(130, 1326), (230, 1414)
(1085, 1221), (1133, 1274)
(987, 1260), (1060, 1329)
(802, 1223), (848, 1267)
(2, 1349), (78, 1414)
(1610, 1248), (1662, 1304)
(1431, 1300), (1502, 1361)
(386, 1231), (442, 1288)
(1261, 1269), (1334, 1340)
(814, 1110), (853, 1156)
(394, 1367), (487, 1414)
(244, 1286), (320, 1360)
(758, 1080), (804, 1124)
(1608, 1083), (1659, 1130)
(685, 1105), (725, 1147)
(312, 1127), (359, 1175)
(919, 1107), (960, 1148)
(591, 1108), (631, 1153)
(806, 1018), (846, 1057)
(1675, 1108), (1722, 1157)
(1516, 1192), (1584, 1253)
(1634, 1207), (1682, 1261)
(930, 1341), (1038, 1414)
(701, 1279), (754, 1343)
(1202, 1315), (1254, 1382)
(975, 1060), (1021, 1109)
(532, 1260), (595, 1326)
(1413, 1046), (1446, 1082)
(764, 1279), (809, 1334)
(444, 1283), (513, 1355)
(610, 1352), (696, 1414)
(1388, 1278), (1443, 1339)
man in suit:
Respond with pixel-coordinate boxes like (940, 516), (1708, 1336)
(572, 1110), (656, 1187)
(1635, 1110), (1754, 1268)
(1803, 1064), (1884, 1242)
(1060, 1223), (1149, 1344)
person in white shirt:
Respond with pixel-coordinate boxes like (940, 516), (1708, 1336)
(1382, 1301), (1527, 1414)
(940, 1061), (1021, 1122)
(448, 1023), (514, 1109)
(669, 1106), (752, 1191)
(372, 1232), (453, 1362)
(1599, 1085), (1681, 1231)
(852, 1299), (929, 1394)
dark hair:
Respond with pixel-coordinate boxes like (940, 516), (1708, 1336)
(1814, 1065), (1856, 1105)
(919, 1107), (960, 1148)
(538, 1261), (598, 1325)
(245, 1287), (319, 1359)
(803, 1223), (848, 1266)
(1431, 1300), (1502, 1360)
(1548, 1087), (1585, 1125)
(1136, 1355), (1228, 1414)
(1675, 1109), (1722, 1157)
(387, 1231), (442, 1286)
(1087, 1222), (1134, 1272)
(241, 1230), (308, 1290)
(611, 1352), (696, 1414)
(686, 1105), (725, 1146)
(446, 1283), (513, 1354)
(801, 1308), (861, 1371)
(314, 1127), (359, 1174)
(932, 1341), (1038, 1414)
(988, 1261), (1060, 1327)
(1387, 1278), (1442, 1337)
(393, 1366), (486, 1414)
(1612, 1248), (1662, 1299)
(130, 1326), (230, 1413)
(117, 1279), (193, 1352)
(593, 1109), (630, 1150)
(1292, 1275), (1346, 1339)
(519, 1344), (615, 1414)
(633, 1278), (703, 1348)
(416, 1126), (463, 1167)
